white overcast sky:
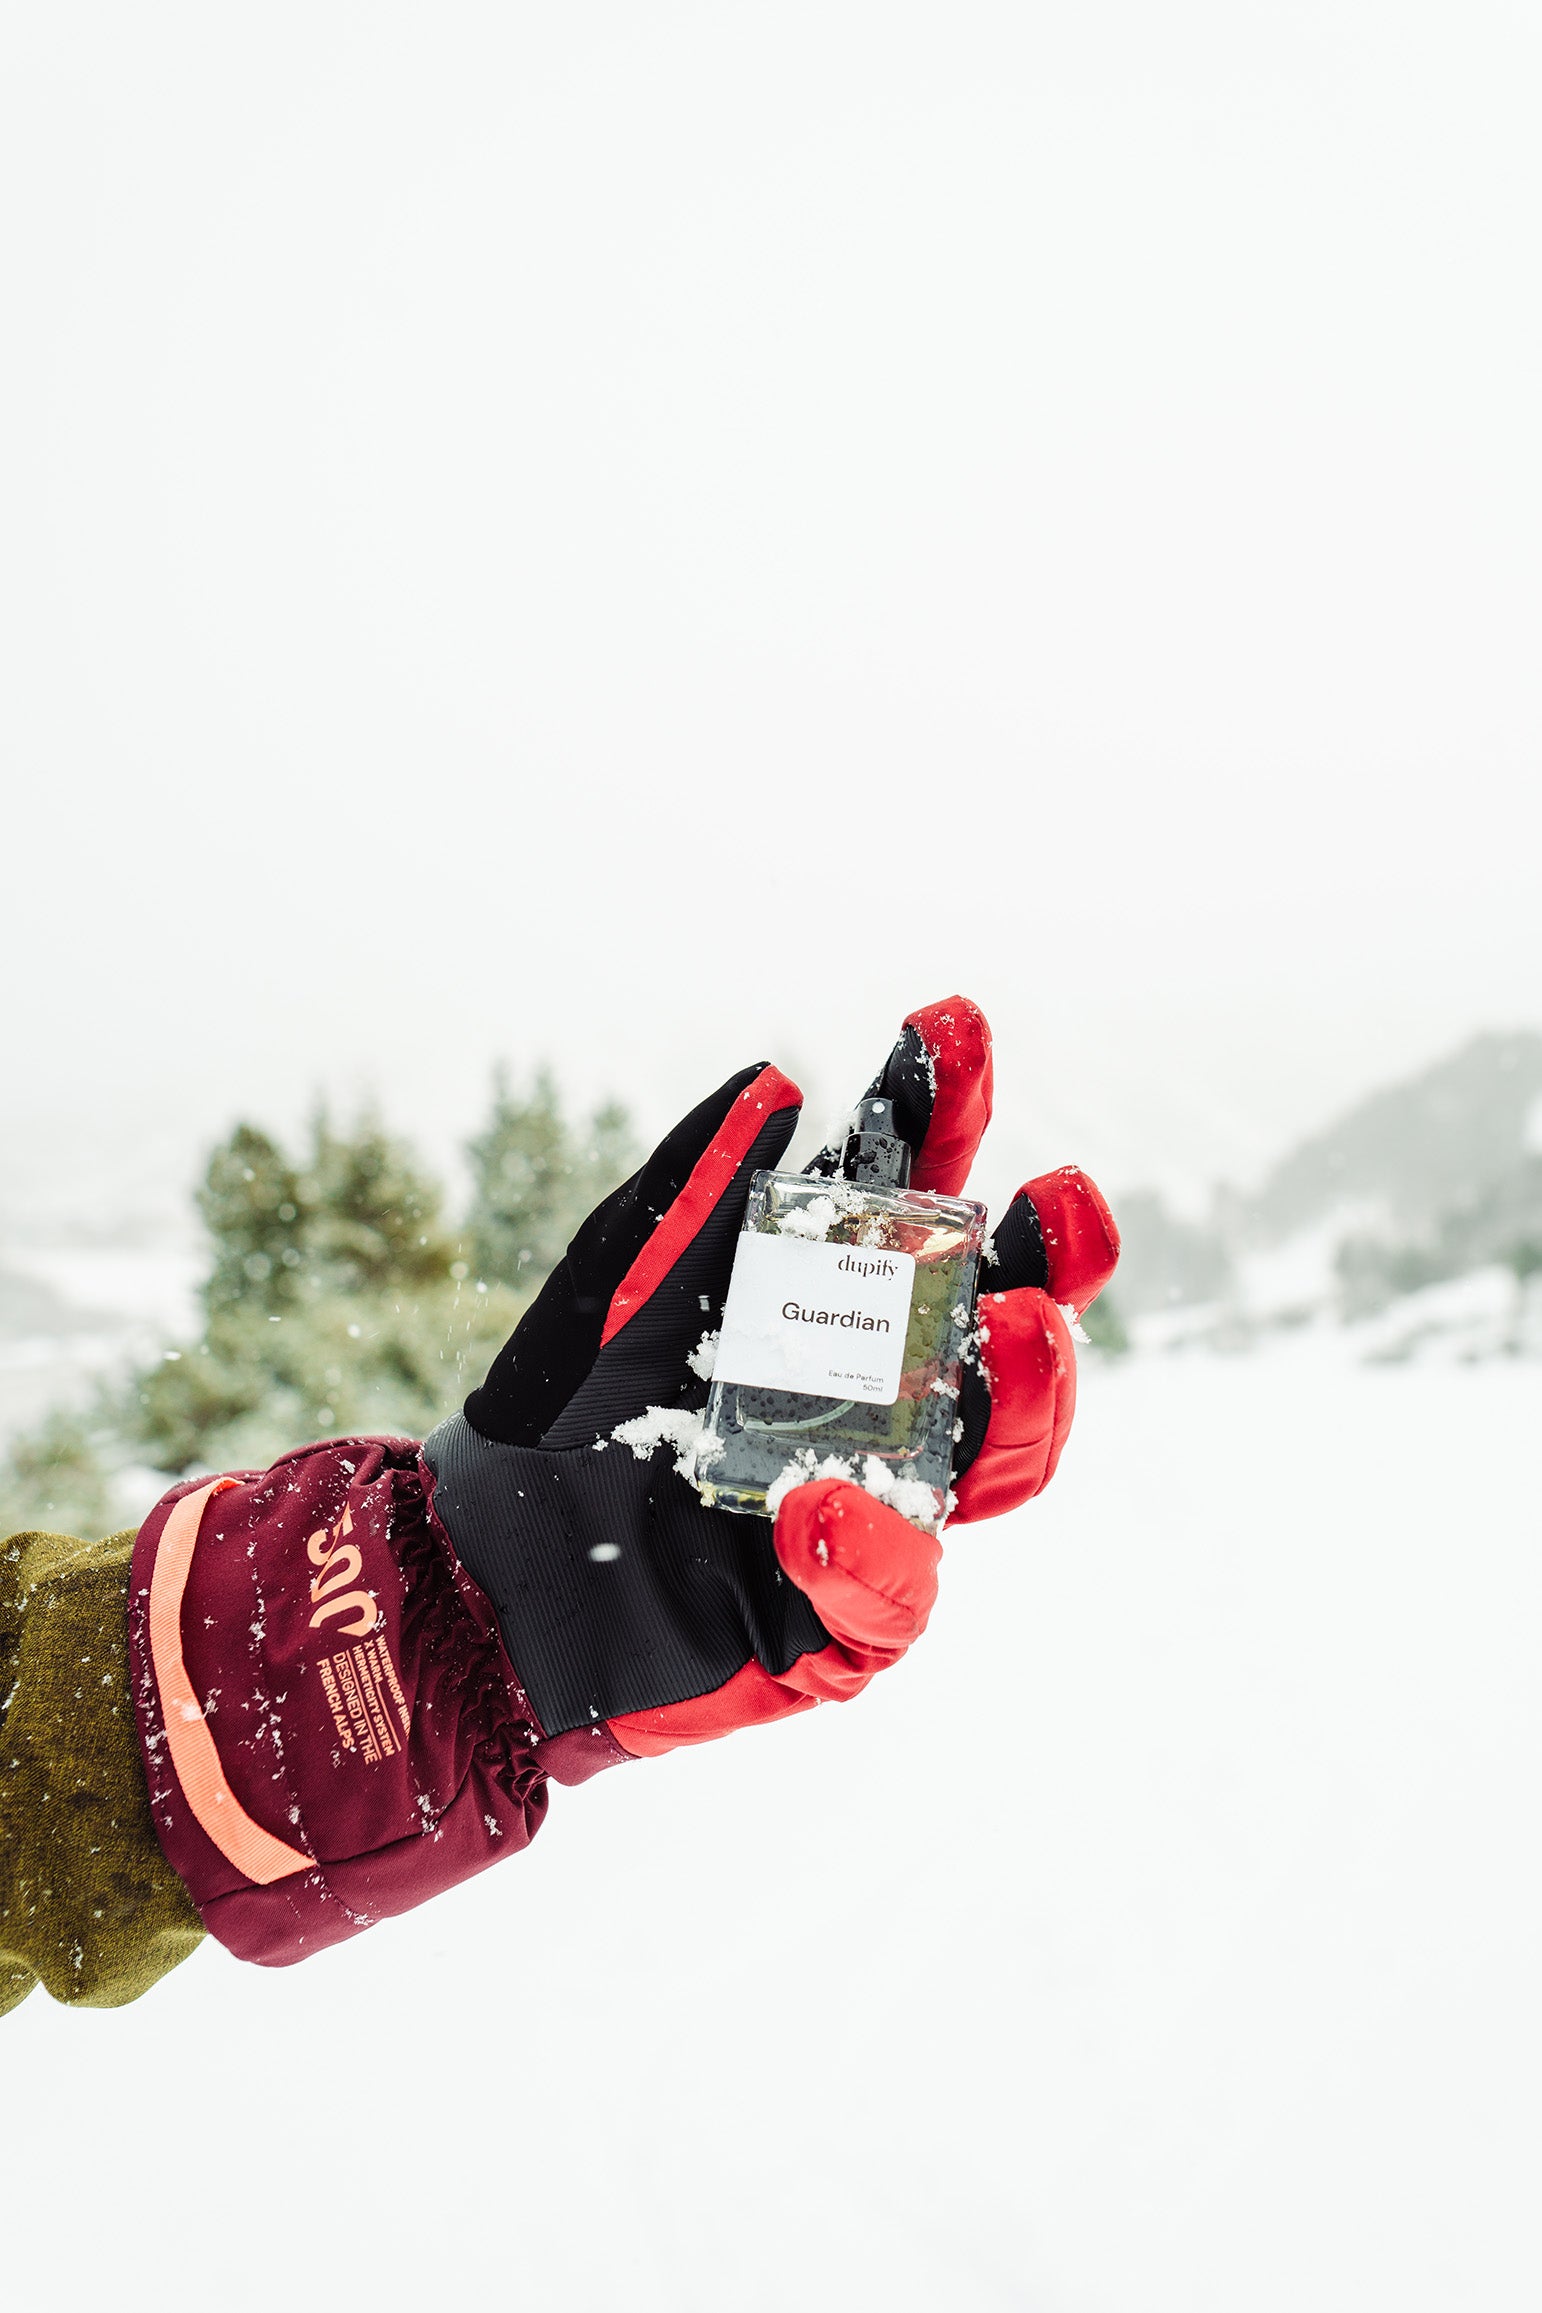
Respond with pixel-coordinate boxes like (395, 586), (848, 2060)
(2, 3), (1538, 1232)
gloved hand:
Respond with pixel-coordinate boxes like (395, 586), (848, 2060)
(125, 994), (1119, 1976)
(425, 996), (1119, 1779)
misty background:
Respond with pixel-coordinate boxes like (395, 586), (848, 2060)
(2, 8), (1539, 2312)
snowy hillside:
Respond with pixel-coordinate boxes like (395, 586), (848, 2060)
(1114, 1033), (1542, 1365)
(6, 1350), (1538, 2313)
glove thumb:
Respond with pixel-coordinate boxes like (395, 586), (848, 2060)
(773, 1480), (941, 1656)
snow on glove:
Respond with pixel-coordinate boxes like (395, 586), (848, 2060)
(425, 996), (1118, 1779)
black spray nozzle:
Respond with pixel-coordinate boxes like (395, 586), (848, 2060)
(842, 1095), (912, 1189)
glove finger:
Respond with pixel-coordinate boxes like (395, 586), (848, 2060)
(956, 1165), (1116, 1482)
(950, 1287), (1077, 1524)
(467, 1062), (801, 1447)
(773, 1479), (941, 1658)
(978, 1167), (1119, 1308)
(806, 995), (994, 1197)
(1014, 1167), (1119, 1312)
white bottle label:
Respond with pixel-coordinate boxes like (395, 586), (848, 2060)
(713, 1232), (916, 1404)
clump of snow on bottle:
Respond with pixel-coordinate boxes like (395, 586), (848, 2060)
(764, 1449), (857, 1517)
(610, 1405), (724, 1483)
(858, 1453), (942, 1528)
(761, 1446), (941, 1530)
(775, 1193), (840, 1242)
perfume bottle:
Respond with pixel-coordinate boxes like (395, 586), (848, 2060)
(696, 1097), (987, 1532)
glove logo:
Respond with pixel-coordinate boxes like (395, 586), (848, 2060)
(306, 1505), (379, 1638)
(304, 1502), (412, 1768)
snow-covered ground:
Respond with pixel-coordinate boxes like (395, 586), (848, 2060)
(4, 1350), (1538, 2311)
(1136, 1260), (1542, 1367)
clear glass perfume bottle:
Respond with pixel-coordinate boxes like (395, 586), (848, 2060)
(696, 1097), (986, 1532)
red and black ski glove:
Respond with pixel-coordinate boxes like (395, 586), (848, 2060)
(424, 998), (1118, 1782)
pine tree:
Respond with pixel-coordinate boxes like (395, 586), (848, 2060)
(1079, 1293), (1130, 1355)
(299, 1107), (454, 1296)
(465, 1070), (637, 1287)
(3, 1078), (639, 1519)
(1505, 1237), (1542, 1355)
(0, 1407), (117, 1540)
(199, 1124), (308, 1315)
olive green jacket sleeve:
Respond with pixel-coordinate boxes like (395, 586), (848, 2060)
(1, 1527), (203, 2019)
